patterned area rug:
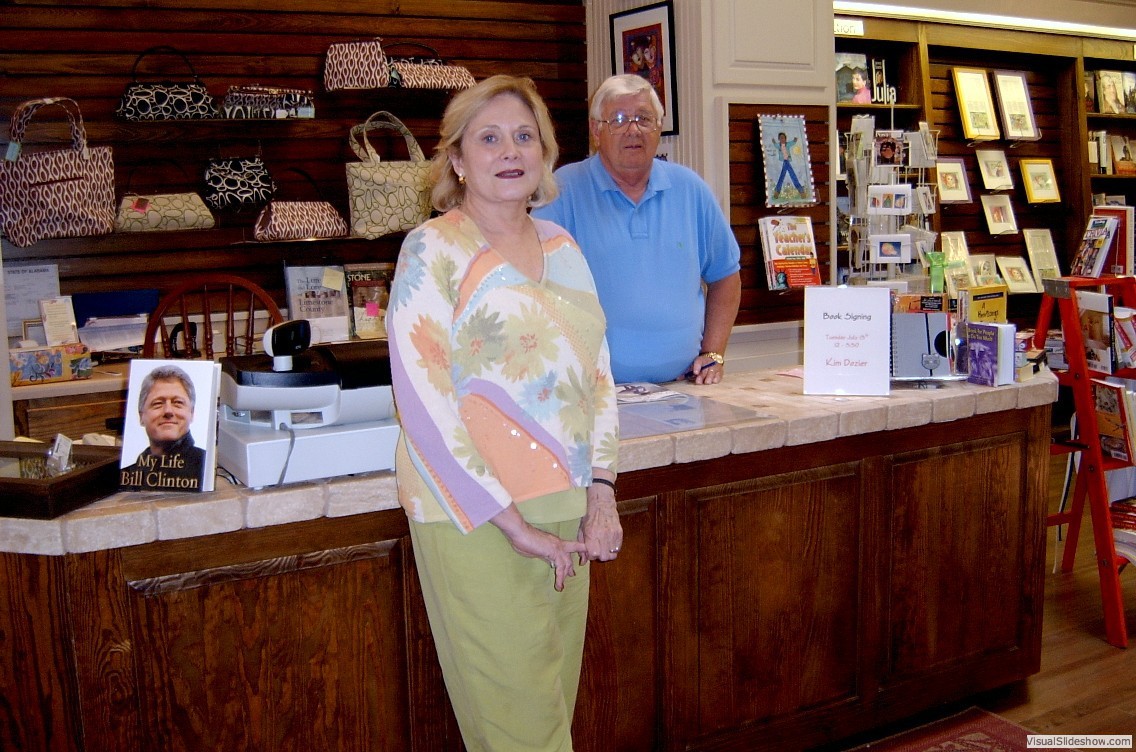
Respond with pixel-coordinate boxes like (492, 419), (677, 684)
(845, 707), (1076, 751)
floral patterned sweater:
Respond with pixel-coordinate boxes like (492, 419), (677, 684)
(386, 209), (619, 532)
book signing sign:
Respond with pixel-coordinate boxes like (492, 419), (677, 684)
(803, 286), (891, 396)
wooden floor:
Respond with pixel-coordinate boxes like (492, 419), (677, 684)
(973, 454), (1136, 735)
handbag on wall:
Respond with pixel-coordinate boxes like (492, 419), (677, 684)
(114, 161), (215, 233)
(0, 97), (115, 247)
(345, 111), (433, 239)
(323, 38), (389, 91)
(202, 155), (276, 212)
(114, 46), (219, 121)
(385, 43), (476, 90)
(222, 84), (315, 120)
(253, 168), (348, 241)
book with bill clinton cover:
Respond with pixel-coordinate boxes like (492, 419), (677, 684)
(758, 215), (822, 289)
(119, 359), (220, 493)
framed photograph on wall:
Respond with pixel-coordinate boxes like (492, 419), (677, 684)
(757, 114), (816, 207)
(935, 157), (972, 203)
(992, 70), (1040, 141)
(951, 67), (1000, 141)
(1020, 158), (1061, 203)
(975, 149), (1013, 191)
(981, 194), (1018, 235)
(610, 0), (678, 135)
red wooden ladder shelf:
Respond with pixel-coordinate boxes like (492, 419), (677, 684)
(1034, 275), (1134, 648)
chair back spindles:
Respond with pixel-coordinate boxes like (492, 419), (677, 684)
(142, 274), (284, 359)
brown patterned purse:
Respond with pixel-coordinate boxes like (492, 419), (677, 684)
(0, 97), (115, 247)
(323, 38), (389, 91)
(385, 43), (476, 90)
(253, 168), (348, 242)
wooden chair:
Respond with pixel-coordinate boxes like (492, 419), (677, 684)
(142, 274), (284, 359)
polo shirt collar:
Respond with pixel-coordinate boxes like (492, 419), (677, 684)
(586, 153), (670, 202)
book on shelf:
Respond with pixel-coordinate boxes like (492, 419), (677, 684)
(1069, 215), (1120, 278)
(1113, 305), (1136, 368)
(995, 256), (1037, 294)
(870, 58), (896, 105)
(758, 215), (822, 289)
(1113, 499), (1136, 532)
(1084, 71), (1097, 113)
(343, 262), (395, 340)
(1096, 129), (1113, 175)
(119, 359), (221, 493)
(965, 321), (1016, 386)
(835, 52), (870, 104)
(284, 264), (350, 344)
(1095, 70), (1127, 115)
(1091, 379), (1136, 464)
(1076, 289), (1115, 374)
(1091, 205), (1135, 277)
(1023, 228), (1061, 291)
(1110, 134), (1136, 176)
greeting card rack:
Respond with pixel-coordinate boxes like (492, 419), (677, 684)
(1033, 274), (1136, 648)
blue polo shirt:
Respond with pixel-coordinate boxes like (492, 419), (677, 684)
(533, 155), (740, 384)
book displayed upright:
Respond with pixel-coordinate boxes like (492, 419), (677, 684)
(1091, 205), (1134, 277)
(119, 359), (221, 493)
(343, 262), (395, 340)
(758, 215), (822, 289)
(284, 265), (350, 344)
(1091, 378), (1136, 464)
(964, 282), (1009, 324)
(965, 321), (1016, 386)
(1069, 215), (1120, 277)
(835, 52), (870, 103)
(1076, 289), (1115, 374)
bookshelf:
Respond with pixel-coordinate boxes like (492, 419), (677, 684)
(1034, 275), (1136, 648)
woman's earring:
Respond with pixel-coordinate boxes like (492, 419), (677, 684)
(457, 173), (466, 185)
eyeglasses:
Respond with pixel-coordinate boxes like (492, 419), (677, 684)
(594, 112), (660, 134)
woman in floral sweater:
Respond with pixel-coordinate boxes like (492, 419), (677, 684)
(385, 75), (621, 752)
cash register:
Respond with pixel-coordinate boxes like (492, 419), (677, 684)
(216, 321), (400, 488)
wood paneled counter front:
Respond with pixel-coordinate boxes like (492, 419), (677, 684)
(0, 369), (1058, 752)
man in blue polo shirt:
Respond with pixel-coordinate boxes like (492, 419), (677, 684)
(533, 74), (741, 385)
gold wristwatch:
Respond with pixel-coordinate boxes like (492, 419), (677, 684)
(700, 351), (725, 366)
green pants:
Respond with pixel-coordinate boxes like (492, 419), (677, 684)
(409, 508), (589, 752)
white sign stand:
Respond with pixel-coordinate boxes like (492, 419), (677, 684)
(803, 286), (891, 396)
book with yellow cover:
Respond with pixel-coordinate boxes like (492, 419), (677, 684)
(965, 283), (1009, 324)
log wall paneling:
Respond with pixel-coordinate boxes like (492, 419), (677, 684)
(728, 103), (831, 326)
(0, 1), (588, 313)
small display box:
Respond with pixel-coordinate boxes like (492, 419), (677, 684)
(0, 441), (121, 519)
(9, 342), (93, 387)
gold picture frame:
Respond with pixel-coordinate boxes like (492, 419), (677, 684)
(1020, 158), (1061, 203)
(951, 67), (1000, 141)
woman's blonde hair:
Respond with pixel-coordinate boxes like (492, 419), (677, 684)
(429, 75), (560, 211)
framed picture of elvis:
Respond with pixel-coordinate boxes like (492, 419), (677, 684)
(609, 0), (679, 136)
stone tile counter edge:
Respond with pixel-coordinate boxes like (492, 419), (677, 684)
(0, 368), (1059, 555)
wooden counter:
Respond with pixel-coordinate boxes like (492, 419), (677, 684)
(0, 369), (1058, 751)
